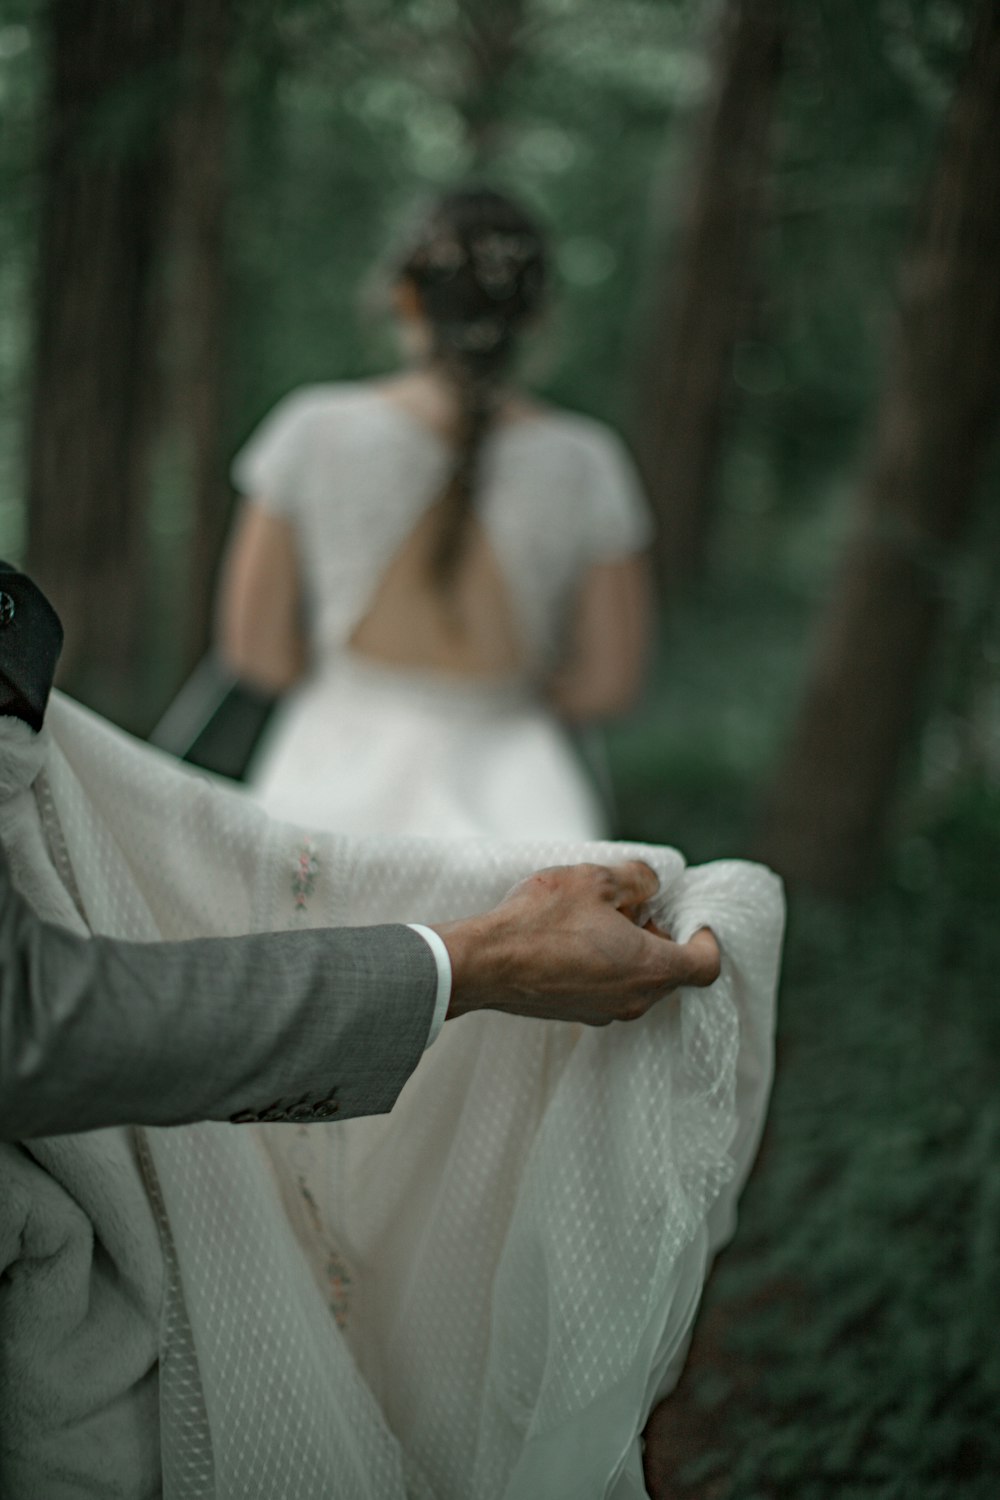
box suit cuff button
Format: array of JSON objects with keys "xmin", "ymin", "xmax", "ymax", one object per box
[{"xmin": 229, "ymin": 1109, "xmax": 261, "ymax": 1124}]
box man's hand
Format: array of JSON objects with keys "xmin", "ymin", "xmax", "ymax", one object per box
[{"xmin": 434, "ymin": 860, "xmax": 721, "ymax": 1027}]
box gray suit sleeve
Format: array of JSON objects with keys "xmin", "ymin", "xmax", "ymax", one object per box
[{"xmin": 0, "ymin": 855, "xmax": 438, "ymax": 1141}]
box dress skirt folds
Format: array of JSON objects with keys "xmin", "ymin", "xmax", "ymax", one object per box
[
  {"xmin": 249, "ymin": 650, "xmax": 607, "ymax": 840},
  {"xmin": 0, "ymin": 695, "xmax": 783, "ymax": 1499}
]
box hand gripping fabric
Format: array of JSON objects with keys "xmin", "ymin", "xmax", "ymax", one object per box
[{"xmin": 8, "ymin": 693, "xmax": 783, "ymax": 1500}]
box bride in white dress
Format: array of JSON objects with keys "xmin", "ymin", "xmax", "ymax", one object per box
[
  {"xmin": 219, "ymin": 188, "xmax": 654, "ymax": 840},
  {"xmin": 198, "ymin": 189, "xmax": 784, "ymax": 1498}
]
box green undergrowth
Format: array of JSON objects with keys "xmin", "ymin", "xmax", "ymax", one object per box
[
  {"xmin": 693, "ymin": 791, "xmax": 1000, "ymax": 1497},
  {"xmin": 625, "ymin": 769, "xmax": 999, "ymax": 1488},
  {"xmin": 606, "ymin": 595, "xmax": 999, "ymax": 1496}
]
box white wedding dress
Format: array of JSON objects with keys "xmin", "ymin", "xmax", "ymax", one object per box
[
  {"xmin": 221, "ymin": 385, "xmax": 780, "ymax": 1497},
  {"xmin": 0, "ymin": 694, "xmax": 782, "ymax": 1500},
  {"xmin": 232, "ymin": 383, "xmax": 656, "ymax": 838}
]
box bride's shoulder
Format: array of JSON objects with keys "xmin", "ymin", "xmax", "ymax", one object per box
[
  {"xmin": 247, "ymin": 383, "xmax": 387, "ymax": 462},
  {"xmin": 263, "ymin": 381, "xmax": 367, "ymax": 427},
  {"xmin": 232, "ymin": 383, "xmax": 368, "ymax": 497},
  {"xmin": 522, "ymin": 408, "xmax": 650, "ymax": 546},
  {"xmin": 525, "ymin": 405, "xmax": 634, "ymax": 469}
]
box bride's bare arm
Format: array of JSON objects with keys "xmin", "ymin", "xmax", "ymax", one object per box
[
  {"xmin": 435, "ymin": 860, "xmax": 721, "ymax": 1027},
  {"xmin": 548, "ymin": 555, "xmax": 653, "ymax": 723},
  {"xmin": 218, "ymin": 501, "xmax": 307, "ymax": 693}
]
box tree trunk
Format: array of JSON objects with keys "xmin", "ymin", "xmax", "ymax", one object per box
[
  {"xmin": 457, "ymin": 0, "xmax": 526, "ymax": 167},
  {"xmin": 757, "ymin": 0, "xmax": 1000, "ymax": 895},
  {"xmin": 162, "ymin": 0, "xmax": 233, "ymax": 678},
  {"xmin": 637, "ymin": 0, "xmax": 782, "ymax": 591},
  {"xmin": 26, "ymin": 0, "xmax": 186, "ymax": 729}
]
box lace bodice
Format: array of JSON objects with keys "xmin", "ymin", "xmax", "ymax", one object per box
[{"xmin": 231, "ymin": 384, "xmax": 653, "ymax": 673}]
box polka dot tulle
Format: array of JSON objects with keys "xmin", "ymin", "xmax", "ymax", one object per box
[{"xmin": 38, "ymin": 695, "xmax": 783, "ymax": 1498}]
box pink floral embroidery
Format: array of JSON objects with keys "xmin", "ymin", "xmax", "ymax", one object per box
[
  {"xmin": 291, "ymin": 841, "xmax": 320, "ymax": 913},
  {"xmin": 295, "ymin": 1170, "xmax": 353, "ymax": 1328}
]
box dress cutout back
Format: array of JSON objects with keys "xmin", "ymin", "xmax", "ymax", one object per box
[
  {"xmin": 348, "ymin": 491, "xmax": 527, "ymax": 678},
  {"xmin": 231, "ymin": 383, "xmax": 655, "ymax": 680}
]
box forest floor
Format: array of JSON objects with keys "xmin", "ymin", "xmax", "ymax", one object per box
[{"xmin": 607, "ymin": 586, "xmax": 1000, "ymax": 1499}]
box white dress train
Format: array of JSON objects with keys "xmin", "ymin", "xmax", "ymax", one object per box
[{"xmin": 0, "ymin": 695, "xmax": 782, "ymax": 1499}]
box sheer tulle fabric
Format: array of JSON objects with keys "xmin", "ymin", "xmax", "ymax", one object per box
[{"xmin": 1, "ymin": 695, "xmax": 782, "ymax": 1499}]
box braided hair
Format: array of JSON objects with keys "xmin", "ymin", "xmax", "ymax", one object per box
[{"xmin": 397, "ymin": 188, "xmax": 548, "ymax": 595}]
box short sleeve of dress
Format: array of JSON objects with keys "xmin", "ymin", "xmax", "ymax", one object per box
[
  {"xmin": 583, "ymin": 426, "xmax": 656, "ymax": 562},
  {"xmin": 230, "ymin": 388, "xmax": 324, "ymax": 518}
]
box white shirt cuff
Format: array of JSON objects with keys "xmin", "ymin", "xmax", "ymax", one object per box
[{"xmin": 406, "ymin": 924, "xmax": 452, "ymax": 1049}]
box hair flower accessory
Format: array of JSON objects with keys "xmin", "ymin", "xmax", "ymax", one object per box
[{"xmin": 471, "ymin": 230, "xmax": 540, "ymax": 301}]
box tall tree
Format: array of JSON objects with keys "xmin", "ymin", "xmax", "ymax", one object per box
[
  {"xmin": 162, "ymin": 0, "xmax": 233, "ymax": 676},
  {"xmin": 758, "ymin": 0, "xmax": 1000, "ymax": 894},
  {"xmin": 455, "ymin": 0, "xmax": 527, "ymax": 166},
  {"xmin": 637, "ymin": 0, "xmax": 783, "ymax": 590},
  {"xmin": 25, "ymin": 0, "xmax": 187, "ymax": 727}
]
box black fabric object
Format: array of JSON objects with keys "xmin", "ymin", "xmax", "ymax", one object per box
[
  {"xmin": 0, "ymin": 561, "xmax": 64, "ymax": 732},
  {"xmin": 148, "ymin": 655, "xmax": 276, "ymax": 781}
]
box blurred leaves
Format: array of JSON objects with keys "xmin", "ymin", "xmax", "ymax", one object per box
[
  {"xmin": 2, "ymin": 0, "xmax": 981, "ymax": 524},
  {"xmin": 641, "ymin": 740, "xmax": 999, "ymax": 1493}
]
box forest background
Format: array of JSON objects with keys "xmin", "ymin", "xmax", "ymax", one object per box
[{"xmin": 1, "ymin": 0, "xmax": 998, "ymax": 1495}]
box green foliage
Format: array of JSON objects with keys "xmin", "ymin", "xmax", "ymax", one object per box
[
  {"xmin": 675, "ymin": 787, "xmax": 1000, "ymax": 1496},
  {"xmin": 224, "ymin": 0, "xmax": 712, "ymax": 445},
  {"xmin": 624, "ymin": 591, "xmax": 999, "ymax": 1496},
  {"xmin": 721, "ymin": 0, "xmax": 977, "ymax": 596},
  {"xmin": 1, "ymin": 0, "xmax": 984, "ymax": 592},
  {"xmin": 0, "ymin": 0, "xmax": 42, "ymax": 559}
]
